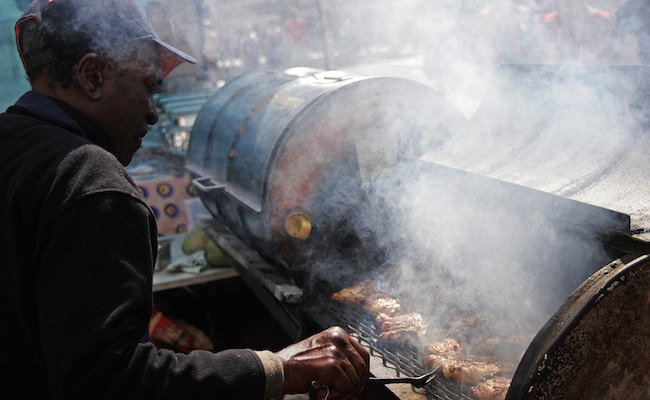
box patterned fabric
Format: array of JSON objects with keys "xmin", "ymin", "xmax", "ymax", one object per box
[{"xmin": 127, "ymin": 148, "xmax": 197, "ymax": 236}]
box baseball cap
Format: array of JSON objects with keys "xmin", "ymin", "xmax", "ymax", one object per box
[{"xmin": 15, "ymin": 0, "xmax": 197, "ymax": 78}]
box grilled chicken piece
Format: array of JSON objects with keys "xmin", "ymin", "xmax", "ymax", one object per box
[
  {"xmin": 425, "ymin": 338, "xmax": 464, "ymax": 374},
  {"xmin": 330, "ymin": 281, "xmax": 374, "ymax": 304},
  {"xmin": 440, "ymin": 359, "xmax": 500, "ymax": 385},
  {"xmin": 425, "ymin": 338, "xmax": 462, "ymax": 357},
  {"xmin": 377, "ymin": 312, "xmax": 427, "ymax": 342},
  {"xmin": 470, "ymin": 376, "xmax": 511, "ymax": 400},
  {"xmin": 425, "ymin": 337, "xmax": 500, "ymax": 385},
  {"xmin": 363, "ymin": 293, "xmax": 401, "ymax": 316},
  {"xmin": 425, "ymin": 353, "xmax": 454, "ymax": 371},
  {"xmin": 375, "ymin": 312, "xmax": 393, "ymax": 325}
]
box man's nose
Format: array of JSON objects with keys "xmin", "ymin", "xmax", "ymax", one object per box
[{"xmin": 146, "ymin": 103, "xmax": 159, "ymax": 125}]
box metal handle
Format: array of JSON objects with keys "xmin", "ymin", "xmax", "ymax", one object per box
[
  {"xmin": 368, "ymin": 368, "xmax": 438, "ymax": 388},
  {"xmin": 191, "ymin": 177, "xmax": 224, "ymax": 194}
]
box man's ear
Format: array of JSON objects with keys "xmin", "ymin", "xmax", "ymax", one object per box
[{"xmin": 75, "ymin": 53, "xmax": 110, "ymax": 100}]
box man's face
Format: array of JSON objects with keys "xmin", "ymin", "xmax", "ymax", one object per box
[{"xmin": 97, "ymin": 42, "xmax": 162, "ymax": 166}]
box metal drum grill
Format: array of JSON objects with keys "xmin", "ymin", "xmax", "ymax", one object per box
[
  {"xmin": 186, "ymin": 68, "xmax": 464, "ymax": 276},
  {"xmin": 189, "ymin": 66, "xmax": 650, "ymax": 399}
]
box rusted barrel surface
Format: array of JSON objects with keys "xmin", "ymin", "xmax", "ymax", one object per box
[{"xmin": 187, "ymin": 69, "xmax": 461, "ymax": 271}]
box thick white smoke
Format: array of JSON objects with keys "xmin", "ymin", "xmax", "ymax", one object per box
[
  {"xmin": 291, "ymin": 0, "xmax": 648, "ymax": 367},
  {"xmin": 152, "ymin": 0, "xmax": 648, "ymax": 371}
]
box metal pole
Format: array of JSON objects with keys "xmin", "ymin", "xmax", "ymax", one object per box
[{"xmin": 314, "ymin": 0, "xmax": 334, "ymax": 70}]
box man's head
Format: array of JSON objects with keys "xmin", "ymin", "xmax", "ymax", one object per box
[
  {"xmin": 16, "ymin": 0, "xmax": 195, "ymax": 82},
  {"xmin": 15, "ymin": 0, "xmax": 196, "ymax": 165}
]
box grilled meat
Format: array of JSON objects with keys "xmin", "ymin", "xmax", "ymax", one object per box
[
  {"xmin": 425, "ymin": 338, "xmax": 464, "ymax": 374},
  {"xmin": 470, "ymin": 376, "xmax": 511, "ymax": 400},
  {"xmin": 363, "ymin": 293, "xmax": 401, "ymax": 316},
  {"xmin": 440, "ymin": 359, "xmax": 501, "ymax": 385},
  {"xmin": 375, "ymin": 312, "xmax": 393, "ymax": 325},
  {"xmin": 377, "ymin": 312, "xmax": 427, "ymax": 342},
  {"xmin": 425, "ymin": 337, "xmax": 500, "ymax": 385},
  {"xmin": 330, "ymin": 281, "xmax": 374, "ymax": 304},
  {"xmin": 425, "ymin": 338, "xmax": 462, "ymax": 357},
  {"xmin": 425, "ymin": 353, "xmax": 454, "ymax": 371}
]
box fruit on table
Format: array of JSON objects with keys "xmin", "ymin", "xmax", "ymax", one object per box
[
  {"xmin": 182, "ymin": 227, "xmax": 210, "ymax": 254},
  {"xmin": 205, "ymin": 239, "xmax": 230, "ymax": 267}
]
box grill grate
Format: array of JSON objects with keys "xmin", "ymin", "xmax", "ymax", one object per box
[{"xmin": 316, "ymin": 302, "xmax": 476, "ymax": 400}]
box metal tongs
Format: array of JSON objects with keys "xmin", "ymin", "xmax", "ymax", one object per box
[{"xmin": 368, "ymin": 367, "xmax": 439, "ymax": 389}]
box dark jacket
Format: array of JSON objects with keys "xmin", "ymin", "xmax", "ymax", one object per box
[{"xmin": 0, "ymin": 91, "xmax": 269, "ymax": 400}]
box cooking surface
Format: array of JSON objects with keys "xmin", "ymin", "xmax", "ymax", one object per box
[{"xmin": 314, "ymin": 302, "xmax": 477, "ymax": 400}]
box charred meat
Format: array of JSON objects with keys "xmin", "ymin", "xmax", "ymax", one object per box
[
  {"xmin": 425, "ymin": 338, "xmax": 462, "ymax": 357},
  {"xmin": 470, "ymin": 376, "xmax": 511, "ymax": 400},
  {"xmin": 425, "ymin": 339, "xmax": 501, "ymax": 385},
  {"xmin": 424, "ymin": 338, "xmax": 464, "ymax": 375},
  {"xmin": 439, "ymin": 358, "xmax": 501, "ymax": 385},
  {"xmin": 377, "ymin": 312, "xmax": 427, "ymax": 342},
  {"xmin": 363, "ymin": 293, "xmax": 401, "ymax": 316},
  {"xmin": 330, "ymin": 281, "xmax": 374, "ymax": 304}
]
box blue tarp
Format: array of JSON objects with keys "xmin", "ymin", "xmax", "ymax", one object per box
[{"xmin": 0, "ymin": 1, "xmax": 29, "ymax": 111}]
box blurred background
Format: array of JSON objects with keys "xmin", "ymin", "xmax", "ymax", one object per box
[{"xmin": 2, "ymin": 0, "xmax": 647, "ymax": 110}]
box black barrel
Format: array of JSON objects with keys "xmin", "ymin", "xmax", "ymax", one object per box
[{"xmin": 186, "ymin": 69, "xmax": 462, "ymax": 272}]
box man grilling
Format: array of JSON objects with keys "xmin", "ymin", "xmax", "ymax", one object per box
[{"xmin": 0, "ymin": 1, "xmax": 369, "ymax": 399}]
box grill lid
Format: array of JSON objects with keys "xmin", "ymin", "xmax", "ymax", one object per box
[{"xmin": 506, "ymin": 254, "xmax": 650, "ymax": 400}]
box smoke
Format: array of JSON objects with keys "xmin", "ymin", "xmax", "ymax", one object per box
[
  {"xmin": 155, "ymin": 0, "xmax": 647, "ymax": 366},
  {"xmin": 357, "ymin": 159, "xmax": 616, "ymax": 329},
  {"xmin": 288, "ymin": 0, "xmax": 648, "ymax": 364}
]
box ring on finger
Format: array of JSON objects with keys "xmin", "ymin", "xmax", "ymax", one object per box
[
  {"xmin": 322, "ymin": 385, "xmax": 330, "ymax": 400},
  {"xmin": 310, "ymin": 380, "xmax": 330, "ymax": 400}
]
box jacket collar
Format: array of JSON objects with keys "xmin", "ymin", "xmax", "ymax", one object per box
[{"xmin": 13, "ymin": 91, "xmax": 113, "ymax": 151}]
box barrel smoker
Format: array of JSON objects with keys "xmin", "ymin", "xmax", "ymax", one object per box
[{"xmin": 185, "ymin": 66, "xmax": 650, "ymax": 400}]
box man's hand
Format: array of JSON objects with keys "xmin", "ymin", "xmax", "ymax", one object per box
[{"xmin": 276, "ymin": 326, "xmax": 370, "ymax": 399}]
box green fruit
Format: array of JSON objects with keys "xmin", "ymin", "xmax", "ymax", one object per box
[
  {"xmin": 205, "ymin": 240, "xmax": 230, "ymax": 267},
  {"xmin": 182, "ymin": 227, "xmax": 210, "ymax": 254}
]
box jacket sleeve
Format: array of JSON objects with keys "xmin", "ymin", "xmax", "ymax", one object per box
[{"xmin": 35, "ymin": 191, "xmax": 272, "ymax": 400}]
